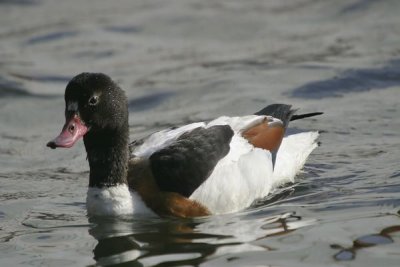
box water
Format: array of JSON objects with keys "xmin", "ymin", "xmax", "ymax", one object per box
[{"xmin": 1, "ymin": 0, "xmax": 399, "ymax": 266}]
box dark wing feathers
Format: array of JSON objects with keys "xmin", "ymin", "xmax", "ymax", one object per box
[{"xmin": 149, "ymin": 125, "xmax": 233, "ymax": 197}]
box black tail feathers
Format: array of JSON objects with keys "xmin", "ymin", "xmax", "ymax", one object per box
[
  {"xmin": 291, "ymin": 112, "xmax": 323, "ymax": 121},
  {"xmin": 255, "ymin": 104, "xmax": 322, "ymax": 127}
]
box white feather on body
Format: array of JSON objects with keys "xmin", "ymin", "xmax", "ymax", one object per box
[
  {"xmin": 189, "ymin": 134, "xmax": 273, "ymax": 214},
  {"xmin": 272, "ymin": 131, "xmax": 319, "ymax": 186},
  {"xmin": 191, "ymin": 131, "xmax": 319, "ymax": 214},
  {"xmin": 127, "ymin": 115, "xmax": 319, "ymax": 215},
  {"xmin": 132, "ymin": 122, "xmax": 205, "ymax": 158}
]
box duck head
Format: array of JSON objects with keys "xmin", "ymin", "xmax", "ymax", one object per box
[{"xmin": 47, "ymin": 72, "xmax": 128, "ymax": 149}]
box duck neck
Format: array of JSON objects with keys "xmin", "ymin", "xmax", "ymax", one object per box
[{"xmin": 84, "ymin": 126, "xmax": 129, "ymax": 188}]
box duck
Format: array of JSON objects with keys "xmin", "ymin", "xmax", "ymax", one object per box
[{"xmin": 47, "ymin": 72, "xmax": 322, "ymax": 218}]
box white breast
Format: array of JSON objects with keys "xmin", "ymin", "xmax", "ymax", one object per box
[{"xmin": 86, "ymin": 184, "xmax": 155, "ymax": 216}]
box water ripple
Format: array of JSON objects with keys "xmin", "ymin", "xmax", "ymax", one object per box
[
  {"xmin": 128, "ymin": 91, "xmax": 176, "ymax": 112},
  {"xmin": 24, "ymin": 30, "xmax": 78, "ymax": 45},
  {"xmin": 291, "ymin": 59, "xmax": 400, "ymax": 99},
  {"xmin": 333, "ymin": 224, "xmax": 400, "ymax": 261}
]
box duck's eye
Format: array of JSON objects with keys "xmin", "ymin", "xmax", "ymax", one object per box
[{"xmin": 88, "ymin": 95, "xmax": 99, "ymax": 106}]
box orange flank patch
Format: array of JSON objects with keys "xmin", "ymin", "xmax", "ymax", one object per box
[
  {"xmin": 128, "ymin": 158, "xmax": 211, "ymax": 218},
  {"xmin": 242, "ymin": 119, "xmax": 285, "ymax": 152}
]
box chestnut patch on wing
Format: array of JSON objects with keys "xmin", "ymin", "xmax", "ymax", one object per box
[{"xmin": 243, "ymin": 119, "xmax": 285, "ymax": 152}]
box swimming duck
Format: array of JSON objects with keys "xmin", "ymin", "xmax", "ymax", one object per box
[{"xmin": 47, "ymin": 73, "xmax": 322, "ymax": 218}]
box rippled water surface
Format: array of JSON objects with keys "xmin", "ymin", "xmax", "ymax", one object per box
[{"xmin": 1, "ymin": 1, "xmax": 400, "ymax": 266}]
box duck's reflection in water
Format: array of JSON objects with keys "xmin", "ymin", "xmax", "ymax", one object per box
[{"xmin": 88, "ymin": 212, "xmax": 316, "ymax": 266}]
